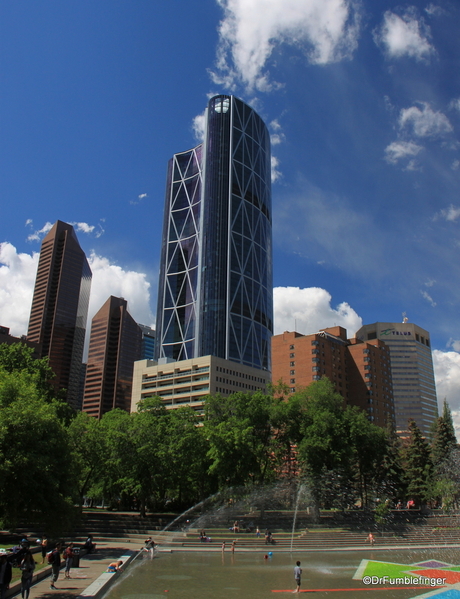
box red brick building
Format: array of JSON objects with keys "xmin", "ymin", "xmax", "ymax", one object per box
[{"xmin": 271, "ymin": 327, "xmax": 395, "ymax": 428}]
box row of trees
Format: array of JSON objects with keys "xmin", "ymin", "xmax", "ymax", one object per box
[{"xmin": 0, "ymin": 343, "xmax": 458, "ymax": 534}]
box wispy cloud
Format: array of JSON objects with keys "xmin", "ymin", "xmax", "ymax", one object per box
[
  {"xmin": 192, "ymin": 111, "xmax": 206, "ymax": 142},
  {"xmin": 425, "ymin": 4, "xmax": 447, "ymax": 17},
  {"xmin": 449, "ymin": 98, "xmax": 460, "ymax": 112},
  {"xmin": 130, "ymin": 193, "xmax": 148, "ymax": 206},
  {"xmin": 384, "ymin": 140, "xmax": 423, "ymax": 165},
  {"xmin": 273, "ymin": 180, "xmax": 388, "ymax": 277},
  {"xmin": 26, "ymin": 220, "xmax": 105, "ymax": 242},
  {"xmin": 399, "ymin": 103, "xmax": 452, "ymax": 138},
  {"xmin": 271, "ymin": 156, "xmax": 281, "ymax": 183},
  {"xmin": 210, "ymin": 0, "xmax": 361, "ymax": 92},
  {"xmin": 374, "ymin": 7, "xmax": 435, "ymax": 61},
  {"xmin": 421, "ymin": 289, "xmax": 437, "ymax": 307},
  {"xmin": 434, "ymin": 204, "xmax": 460, "ymax": 222},
  {"xmin": 26, "ymin": 221, "xmax": 53, "ymax": 242}
]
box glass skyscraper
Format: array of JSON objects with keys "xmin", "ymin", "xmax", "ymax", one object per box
[
  {"xmin": 27, "ymin": 220, "xmax": 92, "ymax": 409},
  {"xmin": 155, "ymin": 95, "xmax": 273, "ymax": 371},
  {"xmin": 82, "ymin": 296, "xmax": 142, "ymax": 418}
]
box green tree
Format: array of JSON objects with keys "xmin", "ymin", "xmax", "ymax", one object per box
[
  {"xmin": 403, "ymin": 420, "xmax": 433, "ymax": 506},
  {"xmin": 431, "ymin": 400, "xmax": 457, "ymax": 467},
  {"xmin": 165, "ymin": 406, "xmax": 214, "ymax": 507},
  {"xmin": 0, "ymin": 368, "xmax": 77, "ymax": 533},
  {"xmin": 204, "ymin": 391, "xmax": 279, "ymax": 488},
  {"xmin": 0, "ymin": 342, "xmax": 55, "ymax": 400},
  {"xmin": 295, "ymin": 379, "xmax": 355, "ymax": 508},
  {"xmin": 67, "ymin": 411, "xmax": 107, "ymax": 505}
]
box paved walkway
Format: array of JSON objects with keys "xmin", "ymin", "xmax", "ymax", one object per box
[{"xmin": 7, "ymin": 542, "xmax": 138, "ymax": 599}]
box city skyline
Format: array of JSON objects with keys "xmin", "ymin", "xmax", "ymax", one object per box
[{"xmin": 1, "ymin": 2, "xmax": 460, "ymax": 429}]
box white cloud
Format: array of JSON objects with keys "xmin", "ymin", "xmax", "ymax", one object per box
[
  {"xmin": 26, "ymin": 220, "xmax": 105, "ymax": 242},
  {"xmin": 433, "ymin": 204, "xmax": 460, "ymax": 222},
  {"xmin": 27, "ymin": 221, "xmax": 53, "ymax": 242},
  {"xmin": 87, "ymin": 252, "xmax": 154, "ymax": 332},
  {"xmin": 0, "ymin": 243, "xmax": 39, "ymax": 336},
  {"xmin": 271, "ymin": 155, "xmax": 281, "ymax": 183},
  {"xmin": 384, "ymin": 140, "xmax": 423, "ymax": 164},
  {"xmin": 211, "ymin": 0, "xmax": 361, "ymax": 91},
  {"xmin": 374, "ymin": 8, "xmax": 435, "ymax": 61},
  {"xmin": 399, "ymin": 103, "xmax": 453, "ymax": 138},
  {"xmin": 433, "ymin": 349, "xmax": 460, "ymax": 435},
  {"xmin": 192, "ymin": 111, "xmax": 206, "ymax": 142},
  {"xmin": 273, "ymin": 286, "xmax": 362, "ymax": 337},
  {"xmin": 0, "ymin": 244, "xmax": 155, "ymax": 351},
  {"xmin": 71, "ymin": 222, "xmax": 95, "ymax": 235},
  {"xmin": 450, "ymin": 98, "xmax": 460, "ymax": 112},
  {"xmin": 452, "ymin": 160, "xmax": 460, "ymax": 171}
]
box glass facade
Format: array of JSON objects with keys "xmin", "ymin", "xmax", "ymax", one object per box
[
  {"xmin": 82, "ymin": 296, "xmax": 142, "ymax": 418},
  {"xmin": 155, "ymin": 95, "xmax": 273, "ymax": 371},
  {"xmin": 27, "ymin": 221, "xmax": 92, "ymax": 410}
]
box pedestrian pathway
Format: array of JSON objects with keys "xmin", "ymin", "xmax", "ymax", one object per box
[{"xmin": 7, "ymin": 542, "xmax": 137, "ymax": 599}]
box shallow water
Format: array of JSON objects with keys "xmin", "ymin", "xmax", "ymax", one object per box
[{"xmin": 105, "ymin": 548, "xmax": 460, "ymax": 599}]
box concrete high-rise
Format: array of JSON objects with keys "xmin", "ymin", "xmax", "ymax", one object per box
[
  {"xmin": 82, "ymin": 296, "xmax": 142, "ymax": 418},
  {"xmin": 355, "ymin": 321, "xmax": 438, "ymax": 436},
  {"xmin": 155, "ymin": 95, "xmax": 273, "ymax": 372},
  {"xmin": 27, "ymin": 220, "xmax": 92, "ymax": 409}
]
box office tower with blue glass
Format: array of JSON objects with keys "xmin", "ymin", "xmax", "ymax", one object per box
[{"xmin": 155, "ymin": 95, "xmax": 273, "ymax": 371}]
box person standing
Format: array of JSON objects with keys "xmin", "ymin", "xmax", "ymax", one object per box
[
  {"xmin": 293, "ymin": 560, "xmax": 302, "ymax": 593},
  {"xmin": 63, "ymin": 543, "xmax": 75, "ymax": 579},
  {"xmin": 20, "ymin": 552, "xmax": 35, "ymax": 599},
  {"xmin": 41, "ymin": 537, "xmax": 48, "ymax": 564},
  {"xmin": 49, "ymin": 543, "xmax": 62, "ymax": 589},
  {"xmin": 0, "ymin": 551, "xmax": 12, "ymax": 599}
]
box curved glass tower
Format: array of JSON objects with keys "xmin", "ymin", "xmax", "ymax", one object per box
[{"xmin": 155, "ymin": 95, "xmax": 273, "ymax": 371}]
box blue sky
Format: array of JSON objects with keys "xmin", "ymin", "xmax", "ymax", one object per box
[{"xmin": 1, "ymin": 0, "xmax": 460, "ymax": 426}]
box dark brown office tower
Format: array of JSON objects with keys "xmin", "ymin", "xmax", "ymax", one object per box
[
  {"xmin": 82, "ymin": 296, "xmax": 142, "ymax": 418},
  {"xmin": 27, "ymin": 221, "xmax": 92, "ymax": 409}
]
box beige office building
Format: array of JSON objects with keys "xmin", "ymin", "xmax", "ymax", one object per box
[
  {"xmin": 355, "ymin": 322, "xmax": 438, "ymax": 436},
  {"xmin": 131, "ymin": 355, "xmax": 270, "ymax": 413}
]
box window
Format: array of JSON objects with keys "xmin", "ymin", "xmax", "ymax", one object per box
[
  {"xmin": 290, "ymin": 361, "xmax": 295, "ymax": 367},
  {"xmin": 290, "ymin": 379, "xmax": 295, "ymax": 384},
  {"xmin": 289, "ymin": 353, "xmax": 295, "ymax": 358},
  {"xmin": 290, "ymin": 370, "xmax": 295, "ymax": 375},
  {"xmin": 289, "ymin": 344, "xmax": 295, "ymax": 350}
]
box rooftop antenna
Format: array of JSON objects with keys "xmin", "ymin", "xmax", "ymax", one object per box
[{"xmin": 402, "ymin": 312, "xmax": 408, "ymax": 323}]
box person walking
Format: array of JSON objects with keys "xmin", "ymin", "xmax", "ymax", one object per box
[
  {"xmin": 49, "ymin": 543, "xmax": 62, "ymax": 589},
  {"xmin": 293, "ymin": 560, "xmax": 302, "ymax": 593},
  {"xmin": 20, "ymin": 552, "xmax": 35, "ymax": 599}
]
